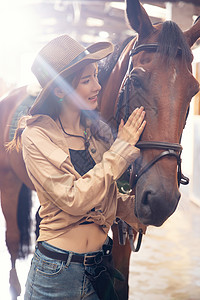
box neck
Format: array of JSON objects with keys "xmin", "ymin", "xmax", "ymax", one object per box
[
  {"xmin": 58, "ymin": 114, "xmax": 89, "ymax": 149},
  {"xmin": 59, "ymin": 104, "xmax": 82, "ymax": 132}
]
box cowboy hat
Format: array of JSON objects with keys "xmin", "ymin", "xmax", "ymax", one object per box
[{"xmin": 30, "ymin": 34, "xmax": 114, "ymax": 115}]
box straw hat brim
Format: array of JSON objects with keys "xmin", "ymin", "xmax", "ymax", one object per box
[{"xmin": 30, "ymin": 41, "xmax": 114, "ymax": 115}]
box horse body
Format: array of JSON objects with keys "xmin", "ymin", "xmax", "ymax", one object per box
[
  {"xmin": 0, "ymin": 87, "xmax": 26, "ymax": 297},
  {"xmin": 1, "ymin": 0, "xmax": 200, "ymax": 299}
]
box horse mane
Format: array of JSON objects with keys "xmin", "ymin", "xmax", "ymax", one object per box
[
  {"xmin": 98, "ymin": 35, "xmax": 134, "ymax": 86},
  {"xmin": 157, "ymin": 20, "xmax": 193, "ymax": 62}
]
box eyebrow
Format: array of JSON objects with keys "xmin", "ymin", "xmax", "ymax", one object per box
[
  {"xmin": 80, "ymin": 74, "xmax": 91, "ymax": 80},
  {"xmin": 80, "ymin": 70, "xmax": 98, "ymax": 80}
]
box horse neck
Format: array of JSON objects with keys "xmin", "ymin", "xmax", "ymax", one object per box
[
  {"xmin": 99, "ymin": 38, "xmax": 136, "ymax": 125},
  {"xmin": 0, "ymin": 86, "xmax": 28, "ymax": 144}
]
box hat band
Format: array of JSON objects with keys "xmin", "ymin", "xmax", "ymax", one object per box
[{"xmin": 61, "ymin": 49, "xmax": 90, "ymax": 72}]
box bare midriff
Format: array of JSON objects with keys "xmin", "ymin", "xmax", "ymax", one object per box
[{"xmin": 47, "ymin": 223, "xmax": 107, "ymax": 253}]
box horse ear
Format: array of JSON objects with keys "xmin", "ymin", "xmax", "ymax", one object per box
[
  {"xmin": 184, "ymin": 16, "xmax": 200, "ymax": 47},
  {"xmin": 125, "ymin": 0, "xmax": 154, "ymax": 38}
]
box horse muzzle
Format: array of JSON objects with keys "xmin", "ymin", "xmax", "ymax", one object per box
[
  {"xmin": 130, "ymin": 141, "xmax": 188, "ymax": 226},
  {"xmin": 135, "ymin": 181, "xmax": 181, "ymax": 226}
]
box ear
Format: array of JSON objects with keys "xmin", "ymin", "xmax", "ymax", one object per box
[
  {"xmin": 54, "ymin": 87, "xmax": 65, "ymax": 99},
  {"xmin": 184, "ymin": 16, "xmax": 200, "ymax": 47},
  {"xmin": 125, "ymin": 0, "xmax": 154, "ymax": 38}
]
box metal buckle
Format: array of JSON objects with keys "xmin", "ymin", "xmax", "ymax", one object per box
[
  {"xmin": 83, "ymin": 254, "xmax": 95, "ymax": 266},
  {"xmin": 83, "ymin": 252, "xmax": 103, "ymax": 266}
]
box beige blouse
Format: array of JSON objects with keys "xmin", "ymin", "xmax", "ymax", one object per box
[{"xmin": 21, "ymin": 114, "xmax": 146, "ymax": 242}]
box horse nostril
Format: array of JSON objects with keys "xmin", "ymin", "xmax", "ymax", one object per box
[
  {"xmin": 136, "ymin": 186, "xmax": 181, "ymax": 226},
  {"xmin": 141, "ymin": 190, "xmax": 152, "ymax": 206}
]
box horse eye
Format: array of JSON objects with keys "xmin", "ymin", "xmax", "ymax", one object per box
[{"xmin": 132, "ymin": 77, "xmax": 141, "ymax": 88}]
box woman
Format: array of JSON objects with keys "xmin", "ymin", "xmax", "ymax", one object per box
[{"xmin": 15, "ymin": 35, "xmax": 146, "ymax": 299}]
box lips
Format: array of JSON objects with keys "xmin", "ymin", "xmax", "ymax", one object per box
[{"xmin": 89, "ymin": 95, "xmax": 98, "ymax": 101}]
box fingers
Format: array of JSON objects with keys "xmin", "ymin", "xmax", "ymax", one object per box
[
  {"xmin": 117, "ymin": 106, "xmax": 146, "ymax": 146},
  {"xmin": 137, "ymin": 119, "xmax": 146, "ymax": 135},
  {"xmin": 118, "ymin": 119, "xmax": 124, "ymax": 132},
  {"xmin": 126, "ymin": 106, "xmax": 145, "ymax": 129},
  {"xmin": 125, "ymin": 107, "xmax": 140, "ymax": 126},
  {"xmin": 134, "ymin": 109, "xmax": 145, "ymax": 130}
]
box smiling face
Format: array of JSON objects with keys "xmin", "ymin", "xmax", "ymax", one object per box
[
  {"xmin": 53, "ymin": 62, "xmax": 101, "ymax": 123},
  {"xmin": 75, "ymin": 63, "xmax": 101, "ymax": 111},
  {"xmin": 60, "ymin": 62, "xmax": 101, "ymax": 112}
]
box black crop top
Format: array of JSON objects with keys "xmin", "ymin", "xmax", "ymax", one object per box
[
  {"xmin": 69, "ymin": 148, "xmax": 96, "ymax": 176},
  {"xmin": 69, "ymin": 148, "xmax": 96, "ymax": 225}
]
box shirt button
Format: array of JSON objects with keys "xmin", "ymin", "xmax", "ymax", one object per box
[{"xmin": 91, "ymin": 148, "xmax": 96, "ymax": 153}]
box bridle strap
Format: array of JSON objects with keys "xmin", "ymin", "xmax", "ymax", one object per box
[
  {"xmin": 132, "ymin": 149, "xmax": 180, "ymax": 186},
  {"xmin": 136, "ymin": 141, "xmax": 182, "ymax": 152},
  {"xmin": 130, "ymin": 43, "xmax": 182, "ymax": 57},
  {"xmin": 130, "ymin": 43, "xmax": 159, "ymax": 56},
  {"xmin": 130, "ymin": 141, "xmax": 189, "ymax": 187}
]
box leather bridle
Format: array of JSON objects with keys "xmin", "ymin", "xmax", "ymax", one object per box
[
  {"xmin": 128, "ymin": 43, "xmax": 189, "ymax": 188},
  {"xmin": 130, "ymin": 141, "xmax": 189, "ymax": 188},
  {"xmin": 130, "ymin": 43, "xmax": 183, "ymax": 57}
]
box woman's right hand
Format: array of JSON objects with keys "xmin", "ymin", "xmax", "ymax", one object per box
[{"xmin": 117, "ymin": 106, "xmax": 146, "ymax": 146}]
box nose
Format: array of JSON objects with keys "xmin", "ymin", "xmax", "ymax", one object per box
[
  {"xmin": 136, "ymin": 187, "xmax": 181, "ymax": 226},
  {"xmin": 93, "ymin": 78, "xmax": 101, "ymax": 92}
]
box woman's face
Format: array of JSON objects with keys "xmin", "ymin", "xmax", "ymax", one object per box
[{"xmin": 73, "ymin": 63, "xmax": 101, "ymax": 111}]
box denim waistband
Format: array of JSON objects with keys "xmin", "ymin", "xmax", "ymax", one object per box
[{"xmin": 37, "ymin": 236, "xmax": 112, "ymax": 266}]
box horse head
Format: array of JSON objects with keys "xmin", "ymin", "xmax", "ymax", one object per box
[{"xmin": 120, "ymin": 0, "xmax": 200, "ymax": 226}]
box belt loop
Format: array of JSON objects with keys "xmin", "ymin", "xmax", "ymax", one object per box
[{"xmin": 65, "ymin": 252, "xmax": 73, "ymax": 267}]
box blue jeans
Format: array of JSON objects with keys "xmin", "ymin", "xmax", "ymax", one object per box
[{"xmin": 24, "ymin": 242, "xmax": 102, "ymax": 300}]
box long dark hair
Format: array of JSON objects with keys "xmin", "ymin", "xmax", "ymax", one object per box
[
  {"xmin": 30, "ymin": 72, "xmax": 78, "ymax": 120},
  {"xmin": 7, "ymin": 67, "xmax": 109, "ymax": 151}
]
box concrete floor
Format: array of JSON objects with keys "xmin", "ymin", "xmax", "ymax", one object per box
[
  {"xmin": 0, "ymin": 187, "xmax": 200, "ymax": 299},
  {"xmin": 129, "ymin": 186, "xmax": 200, "ymax": 300}
]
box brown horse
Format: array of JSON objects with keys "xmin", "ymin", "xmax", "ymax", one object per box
[
  {"xmin": 0, "ymin": 86, "xmax": 37, "ymax": 299},
  {"xmin": 99, "ymin": 0, "xmax": 200, "ymax": 298},
  {"xmin": 1, "ymin": 0, "xmax": 200, "ymax": 299}
]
